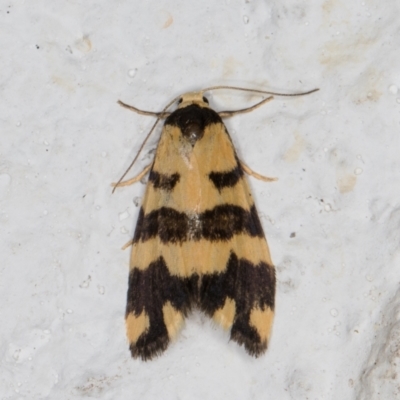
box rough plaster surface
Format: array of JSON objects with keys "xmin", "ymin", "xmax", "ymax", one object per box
[{"xmin": 1, "ymin": 1, "xmax": 400, "ymax": 399}]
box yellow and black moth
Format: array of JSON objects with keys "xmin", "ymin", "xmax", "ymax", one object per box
[{"xmin": 113, "ymin": 86, "xmax": 318, "ymax": 360}]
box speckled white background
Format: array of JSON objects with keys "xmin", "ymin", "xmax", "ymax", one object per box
[{"xmin": 1, "ymin": 1, "xmax": 400, "ymax": 399}]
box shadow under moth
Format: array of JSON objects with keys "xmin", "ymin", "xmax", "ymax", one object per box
[{"xmin": 113, "ymin": 86, "xmax": 318, "ymax": 360}]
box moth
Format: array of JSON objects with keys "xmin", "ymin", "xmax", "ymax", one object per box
[{"xmin": 113, "ymin": 86, "xmax": 318, "ymax": 360}]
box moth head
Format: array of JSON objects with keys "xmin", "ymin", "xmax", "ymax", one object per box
[{"xmin": 177, "ymin": 92, "xmax": 210, "ymax": 109}]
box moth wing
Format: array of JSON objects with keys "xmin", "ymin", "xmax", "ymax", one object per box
[
  {"xmin": 198, "ymin": 180, "xmax": 276, "ymax": 356},
  {"xmin": 189, "ymin": 120, "xmax": 276, "ymax": 355},
  {"xmin": 124, "ymin": 123, "xmax": 199, "ymax": 360}
]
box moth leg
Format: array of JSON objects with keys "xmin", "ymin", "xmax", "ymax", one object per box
[
  {"xmin": 121, "ymin": 239, "xmax": 133, "ymax": 250},
  {"xmin": 240, "ymin": 161, "xmax": 277, "ymax": 182},
  {"xmin": 111, "ymin": 163, "xmax": 152, "ymax": 188}
]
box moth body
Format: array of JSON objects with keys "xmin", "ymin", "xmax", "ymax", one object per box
[{"xmin": 120, "ymin": 92, "xmax": 276, "ymax": 360}]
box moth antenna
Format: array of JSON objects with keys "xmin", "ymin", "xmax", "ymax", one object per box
[
  {"xmin": 118, "ymin": 100, "xmax": 171, "ymax": 118},
  {"xmin": 218, "ymin": 96, "xmax": 274, "ymax": 118},
  {"xmin": 203, "ymin": 85, "xmax": 319, "ymax": 97},
  {"xmin": 112, "ymin": 95, "xmax": 181, "ymax": 194}
]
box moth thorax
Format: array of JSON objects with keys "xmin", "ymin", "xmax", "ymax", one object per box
[{"xmin": 181, "ymin": 121, "xmax": 204, "ymax": 146}]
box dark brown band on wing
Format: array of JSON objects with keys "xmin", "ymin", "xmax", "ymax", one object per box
[
  {"xmin": 133, "ymin": 204, "xmax": 265, "ymax": 244},
  {"xmin": 208, "ymin": 163, "xmax": 244, "ymax": 190},
  {"xmin": 149, "ymin": 170, "xmax": 180, "ymax": 191}
]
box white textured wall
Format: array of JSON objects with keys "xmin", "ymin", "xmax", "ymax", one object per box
[{"xmin": 1, "ymin": 1, "xmax": 400, "ymax": 399}]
